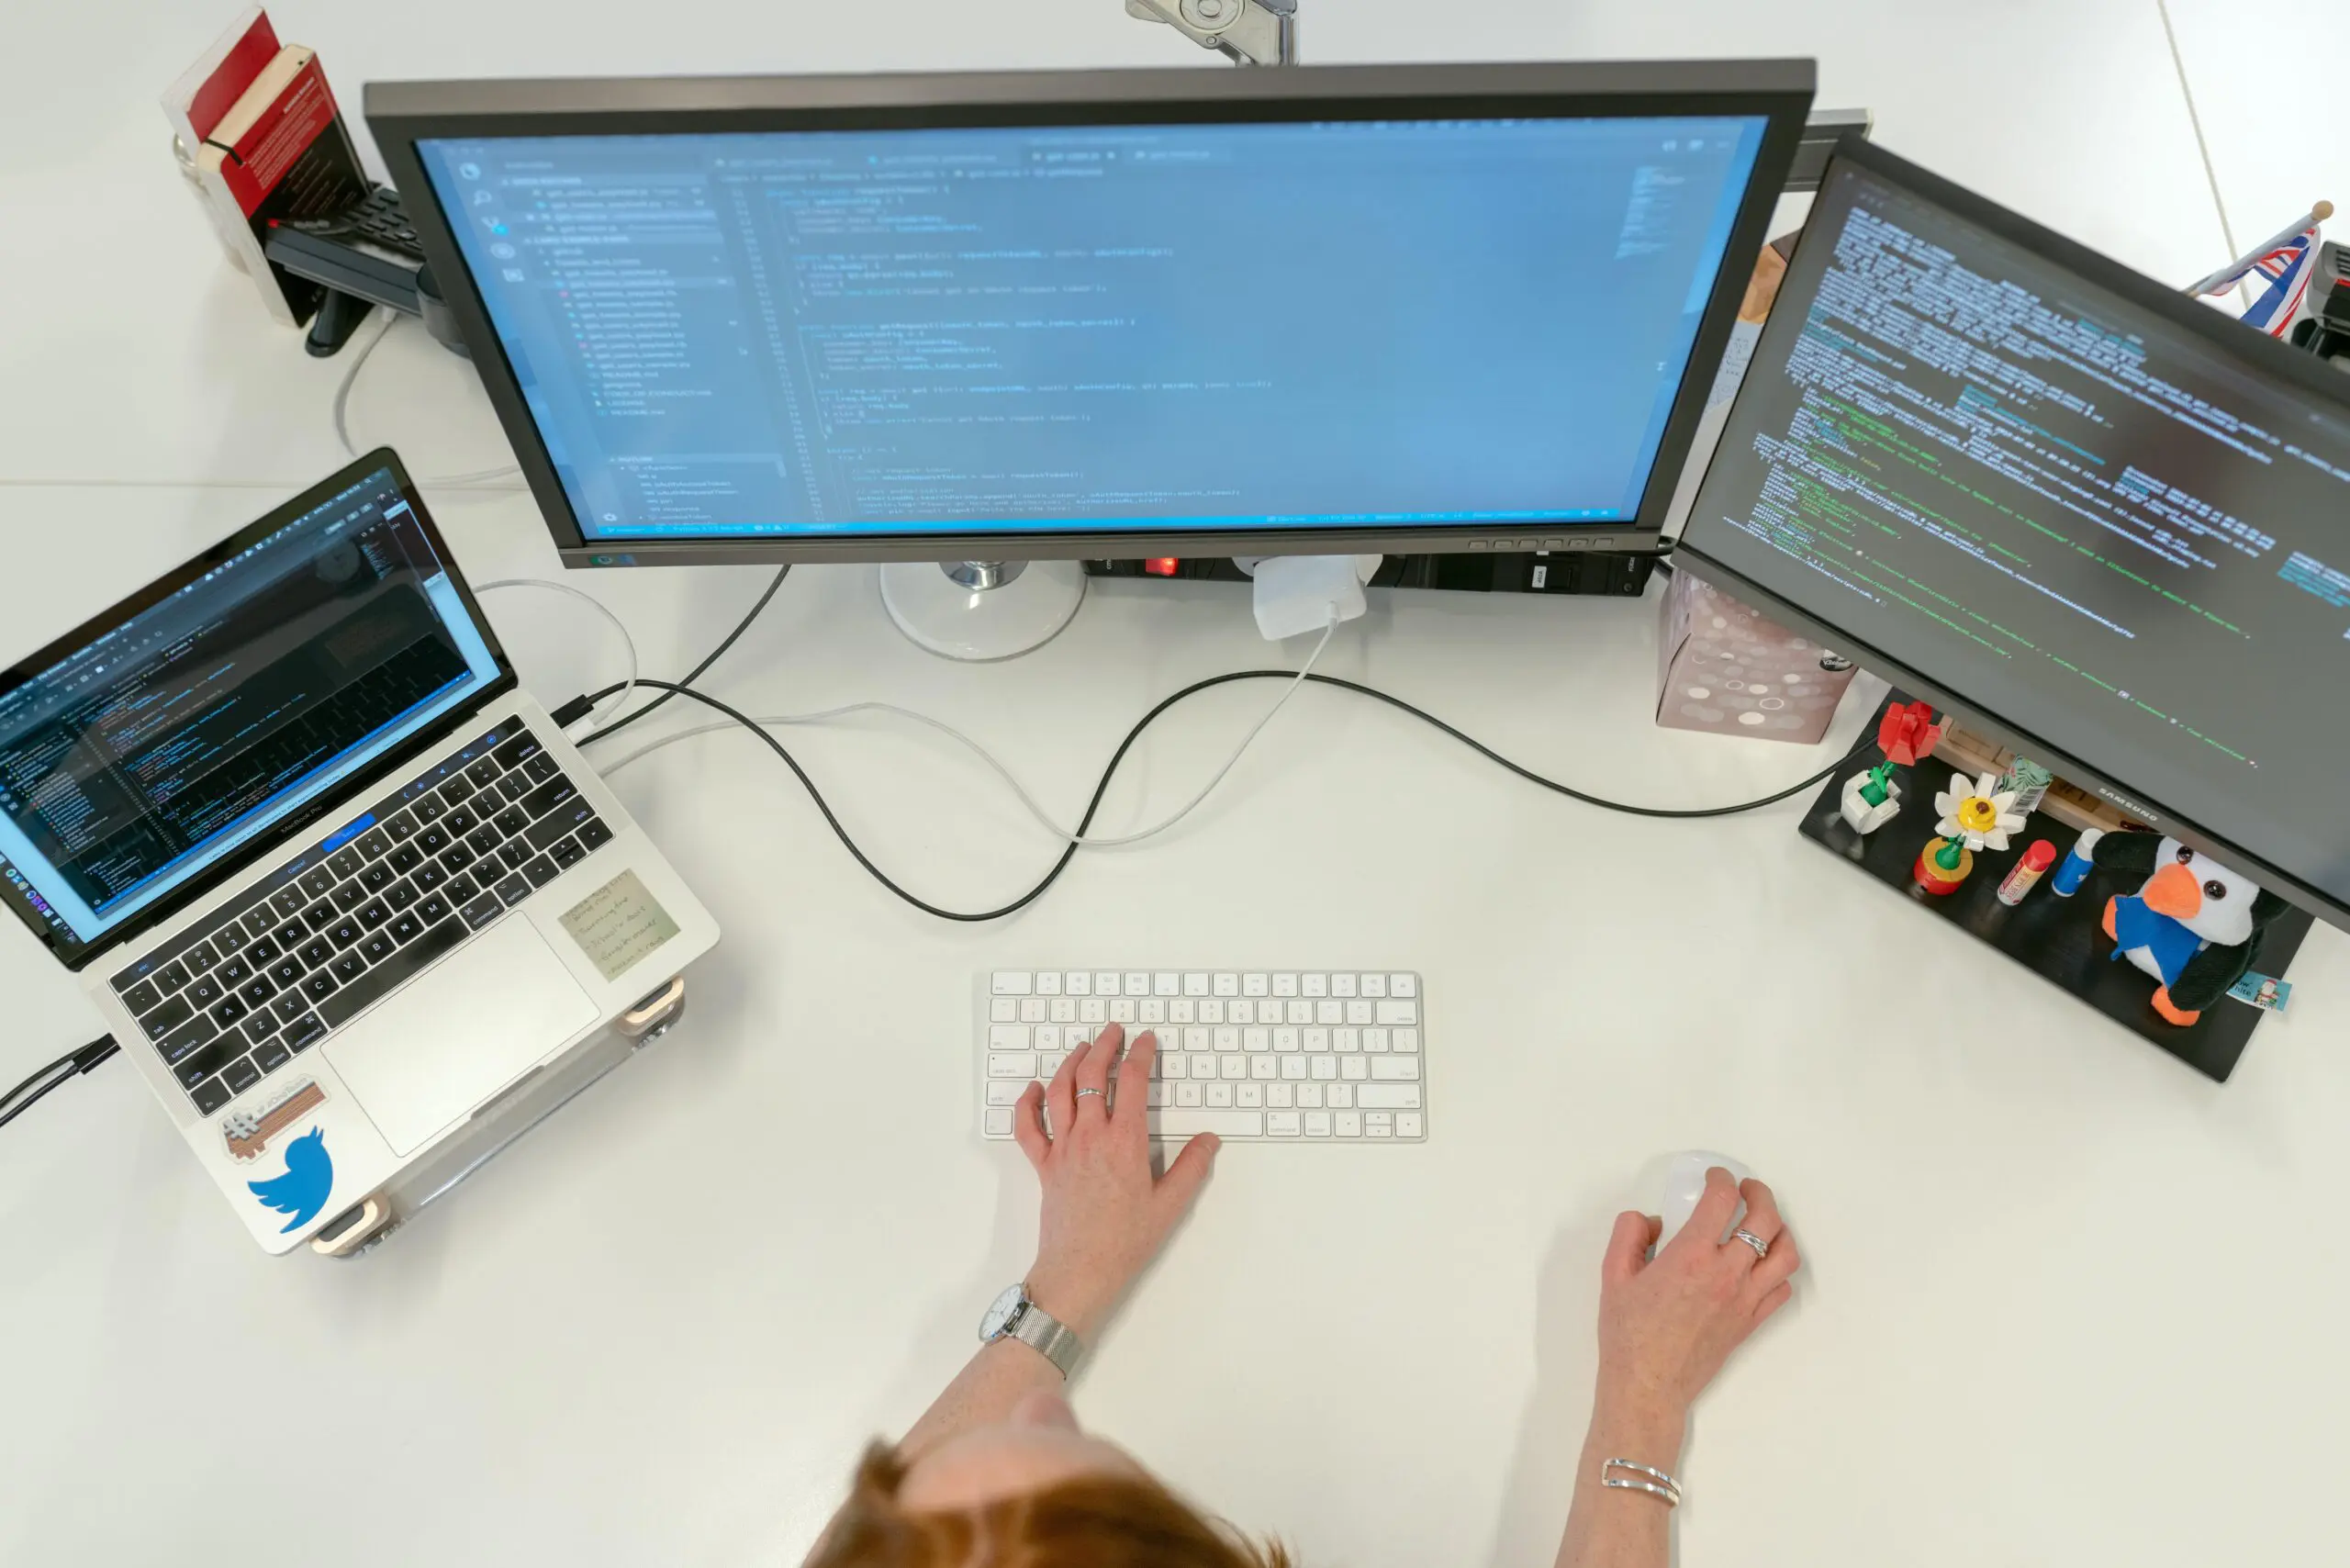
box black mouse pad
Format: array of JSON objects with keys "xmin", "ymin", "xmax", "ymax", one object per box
[{"xmin": 1793, "ymin": 753, "xmax": 2311, "ymax": 1082}]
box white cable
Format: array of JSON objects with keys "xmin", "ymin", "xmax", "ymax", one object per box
[
  {"xmin": 332, "ymin": 310, "xmax": 525, "ymax": 489},
  {"xmin": 474, "ymin": 578, "xmax": 638, "ymax": 733},
  {"xmin": 594, "ymin": 616, "xmax": 1341, "ymax": 848}
]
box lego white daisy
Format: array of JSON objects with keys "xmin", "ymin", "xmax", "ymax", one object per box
[{"xmin": 1934, "ymin": 770, "xmax": 2026, "ymax": 851}]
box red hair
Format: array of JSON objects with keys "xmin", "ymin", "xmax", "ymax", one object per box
[{"xmin": 805, "ymin": 1443, "xmax": 1292, "ymax": 1568}]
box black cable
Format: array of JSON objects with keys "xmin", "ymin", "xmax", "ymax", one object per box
[
  {"xmin": 582, "ymin": 672, "xmax": 1878, "ymax": 923},
  {"xmin": 583, "ymin": 565, "xmax": 790, "ymax": 745},
  {"xmin": 0, "ymin": 1036, "xmax": 118, "ymax": 1132}
]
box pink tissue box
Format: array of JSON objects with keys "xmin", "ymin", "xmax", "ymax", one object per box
[{"xmin": 1655, "ymin": 570, "xmax": 1858, "ymax": 744}]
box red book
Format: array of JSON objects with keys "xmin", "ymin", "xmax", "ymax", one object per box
[{"xmin": 191, "ymin": 43, "xmax": 369, "ymax": 324}]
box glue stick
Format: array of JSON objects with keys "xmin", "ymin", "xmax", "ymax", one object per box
[
  {"xmin": 2050, "ymin": 828, "xmax": 2104, "ymax": 898},
  {"xmin": 1997, "ymin": 840, "xmax": 2056, "ymax": 905}
]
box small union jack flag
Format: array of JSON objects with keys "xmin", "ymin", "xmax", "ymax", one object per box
[{"xmin": 2238, "ymin": 225, "xmax": 2320, "ymax": 337}]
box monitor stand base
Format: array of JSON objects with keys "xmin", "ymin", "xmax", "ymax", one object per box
[{"xmin": 879, "ymin": 560, "xmax": 1087, "ymax": 661}]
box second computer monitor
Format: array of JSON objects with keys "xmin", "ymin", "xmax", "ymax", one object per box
[
  {"xmin": 367, "ymin": 62, "xmax": 1814, "ymax": 566},
  {"xmin": 1675, "ymin": 139, "xmax": 2350, "ymax": 927}
]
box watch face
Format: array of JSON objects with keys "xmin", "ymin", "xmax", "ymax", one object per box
[{"xmin": 979, "ymin": 1284, "xmax": 1027, "ymax": 1341}]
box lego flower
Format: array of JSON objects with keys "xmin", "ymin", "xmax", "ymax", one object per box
[{"xmin": 1933, "ymin": 770, "xmax": 2026, "ymax": 851}]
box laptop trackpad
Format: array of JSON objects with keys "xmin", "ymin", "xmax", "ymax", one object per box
[{"xmin": 325, "ymin": 917, "xmax": 599, "ymax": 1157}]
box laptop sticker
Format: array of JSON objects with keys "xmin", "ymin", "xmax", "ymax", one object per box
[
  {"xmin": 560, "ymin": 869, "xmax": 680, "ymax": 982},
  {"xmin": 247, "ymin": 1126, "xmax": 334, "ymax": 1234},
  {"xmin": 222, "ymin": 1078, "xmax": 328, "ymax": 1163}
]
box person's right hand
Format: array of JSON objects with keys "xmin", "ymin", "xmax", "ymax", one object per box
[
  {"xmin": 1594, "ymin": 1168, "xmax": 1801, "ymax": 1428},
  {"xmin": 1012, "ymin": 1024, "xmax": 1220, "ymax": 1340}
]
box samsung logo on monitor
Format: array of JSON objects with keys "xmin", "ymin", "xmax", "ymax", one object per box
[{"xmin": 2093, "ymin": 786, "xmax": 2155, "ymax": 823}]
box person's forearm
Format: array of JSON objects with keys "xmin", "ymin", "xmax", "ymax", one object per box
[
  {"xmin": 1554, "ymin": 1391, "xmax": 1687, "ymax": 1568},
  {"xmin": 897, "ymin": 1338, "xmax": 1066, "ymax": 1460}
]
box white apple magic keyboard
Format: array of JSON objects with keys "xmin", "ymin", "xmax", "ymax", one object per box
[{"xmin": 979, "ymin": 969, "xmax": 1426, "ymax": 1144}]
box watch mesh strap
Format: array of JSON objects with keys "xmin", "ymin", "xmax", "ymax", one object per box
[{"xmin": 1012, "ymin": 1305, "xmax": 1084, "ymax": 1377}]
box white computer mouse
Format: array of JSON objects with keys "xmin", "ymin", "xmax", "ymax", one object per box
[{"xmin": 1655, "ymin": 1150, "xmax": 1752, "ymax": 1253}]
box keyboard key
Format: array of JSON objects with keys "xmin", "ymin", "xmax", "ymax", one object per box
[
  {"xmin": 497, "ymin": 841, "xmax": 532, "ymax": 873},
  {"xmin": 330, "ymin": 950, "xmax": 368, "ymax": 984},
  {"xmin": 326, "ymin": 917, "xmax": 364, "ymax": 950},
  {"xmin": 327, "ymin": 847, "xmax": 365, "ymax": 881},
  {"xmin": 209, "ymin": 923, "xmax": 249, "ymax": 956},
  {"xmin": 301, "ymin": 902, "xmax": 339, "ymax": 934},
  {"xmin": 271, "ymin": 887, "xmax": 308, "ymax": 920},
  {"xmin": 1266, "ymin": 1111, "xmax": 1302, "ymax": 1137},
  {"xmin": 1397, "ymin": 1112, "xmax": 1425, "ymax": 1138},
  {"xmin": 440, "ymin": 774, "xmax": 476, "ymax": 808},
  {"xmin": 244, "ymin": 1016, "xmax": 281, "ymax": 1048},
  {"xmin": 1145, "ymin": 1110, "xmax": 1264, "ymax": 1139},
  {"xmin": 521, "ymin": 855, "xmax": 560, "ymax": 888},
  {"xmin": 155, "ymin": 961, "xmax": 192, "ymax": 996},
  {"xmin": 187, "ymin": 974, "xmax": 224, "ymax": 1010},
  {"xmin": 318, "ymin": 916, "xmax": 468, "ymax": 1030},
  {"xmin": 284, "ymin": 1014, "xmax": 327, "ymax": 1053},
  {"xmin": 359, "ymin": 862, "xmax": 394, "ymax": 892},
  {"xmin": 216, "ymin": 957, "xmax": 252, "ymax": 989},
  {"xmin": 139, "ymin": 993, "xmax": 195, "ymax": 1041},
  {"xmin": 492, "ymin": 733, "xmax": 544, "ymax": 772},
  {"xmin": 386, "ymin": 843, "xmax": 423, "ymax": 875},
  {"xmin": 465, "ymin": 823, "xmax": 504, "ymax": 858},
  {"xmin": 444, "ymin": 806, "xmax": 479, "ymax": 838},
  {"xmin": 498, "ymin": 774, "xmax": 534, "ymax": 805},
  {"xmin": 245, "ymin": 936, "xmax": 281, "ymax": 967},
  {"xmin": 385, "ymin": 879, "xmax": 420, "ymax": 912},
  {"xmin": 383, "ymin": 810, "xmax": 418, "ymax": 842},
  {"xmin": 1371, "ymin": 1057, "xmax": 1419, "ymax": 1081},
  {"xmin": 330, "ymin": 881, "xmax": 368, "ymax": 913},
  {"xmin": 388, "ymin": 912, "xmax": 424, "ymax": 945},
  {"xmin": 171, "ymin": 1033, "xmax": 242, "ymax": 1090},
  {"xmin": 354, "ymin": 828, "xmax": 392, "ymax": 860},
  {"xmin": 272, "ymin": 991, "xmax": 310, "ymax": 1025},
  {"xmin": 576, "ymin": 817, "xmax": 613, "ymax": 853},
  {"xmin": 219, "ymin": 1055, "xmax": 262, "ymax": 1095},
  {"xmin": 241, "ymin": 906, "xmax": 277, "ymax": 939},
  {"xmin": 252, "ymin": 1036, "xmax": 293, "ymax": 1075},
  {"xmin": 190, "ymin": 1078, "xmax": 232, "ymax": 1115},
  {"xmin": 267, "ymin": 920, "xmax": 305, "ymax": 952},
  {"xmin": 299, "ymin": 866, "xmax": 340, "ymax": 901},
  {"xmin": 412, "ymin": 793, "xmax": 447, "ymax": 824},
  {"xmin": 182, "ymin": 941, "xmax": 219, "ymax": 975},
  {"xmin": 1336, "ymin": 1111, "xmax": 1362, "ymax": 1137},
  {"xmin": 461, "ymin": 891, "xmax": 504, "ymax": 930},
  {"xmin": 520, "ymin": 777, "xmax": 578, "ymax": 821},
  {"xmin": 995, "ymin": 971, "xmax": 1035, "ymax": 995},
  {"xmin": 417, "ymin": 893, "xmax": 453, "ymax": 925},
  {"xmin": 210, "ymin": 994, "xmax": 250, "ymax": 1030},
  {"xmin": 444, "ymin": 873, "xmax": 480, "ymax": 905},
  {"xmin": 417, "ymin": 825, "xmax": 451, "ymax": 857},
  {"xmin": 987, "ymin": 1052, "xmax": 1039, "ymax": 1078},
  {"xmin": 357, "ymin": 900, "xmax": 392, "ymax": 930},
  {"xmin": 465, "ymin": 755, "xmax": 504, "ymax": 790},
  {"xmin": 549, "ymin": 835, "xmax": 586, "ymax": 869},
  {"xmin": 303, "ymin": 969, "xmax": 340, "ymax": 1003},
  {"xmin": 1356, "ymin": 1085, "xmax": 1422, "ymax": 1109},
  {"xmin": 412, "ymin": 860, "xmax": 449, "ymax": 893},
  {"xmin": 1360, "ymin": 973, "xmax": 1386, "ymax": 998},
  {"xmin": 492, "ymin": 805, "xmax": 531, "ymax": 839},
  {"xmin": 439, "ymin": 843, "xmax": 477, "ymax": 875},
  {"xmin": 524, "ymin": 753, "xmax": 561, "ymax": 783},
  {"xmin": 119, "ymin": 978, "xmax": 162, "ymax": 1015},
  {"xmin": 154, "ymin": 1011, "xmax": 219, "ymax": 1068},
  {"xmin": 268, "ymin": 956, "xmax": 306, "ymax": 989},
  {"xmin": 1375, "ymin": 999, "xmax": 1418, "ymax": 1025},
  {"xmin": 1389, "ymin": 974, "xmax": 1417, "ymax": 998},
  {"xmin": 527, "ymin": 798, "xmax": 595, "ymax": 850},
  {"xmin": 495, "ymin": 873, "xmax": 531, "ymax": 906},
  {"xmin": 360, "ymin": 931, "xmax": 396, "ymax": 965}
]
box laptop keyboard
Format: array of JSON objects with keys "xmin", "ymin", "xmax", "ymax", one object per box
[{"xmin": 108, "ymin": 717, "xmax": 614, "ymax": 1118}]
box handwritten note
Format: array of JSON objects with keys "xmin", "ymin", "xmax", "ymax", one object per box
[{"xmin": 560, "ymin": 869, "xmax": 680, "ymax": 982}]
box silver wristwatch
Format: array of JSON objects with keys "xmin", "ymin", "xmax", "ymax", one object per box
[{"xmin": 978, "ymin": 1283, "xmax": 1084, "ymax": 1378}]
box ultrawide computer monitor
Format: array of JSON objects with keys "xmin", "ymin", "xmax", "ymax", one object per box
[
  {"xmin": 367, "ymin": 62, "xmax": 1814, "ymax": 570},
  {"xmin": 1675, "ymin": 140, "xmax": 2350, "ymax": 928}
]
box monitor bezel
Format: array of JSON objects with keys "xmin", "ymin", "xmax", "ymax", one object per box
[
  {"xmin": 365, "ymin": 60, "xmax": 1816, "ymax": 567},
  {"xmin": 1672, "ymin": 136, "xmax": 2350, "ymax": 931},
  {"xmin": 0, "ymin": 450, "xmax": 518, "ymax": 970}
]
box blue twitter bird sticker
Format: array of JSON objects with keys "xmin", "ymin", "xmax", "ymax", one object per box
[{"xmin": 248, "ymin": 1127, "xmax": 334, "ymax": 1234}]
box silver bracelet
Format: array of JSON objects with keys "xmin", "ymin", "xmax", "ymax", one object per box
[{"xmin": 1600, "ymin": 1458, "xmax": 1683, "ymax": 1506}]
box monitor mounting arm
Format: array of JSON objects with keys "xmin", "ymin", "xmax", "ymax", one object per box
[{"xmin": 1125, "ymin": 0, "xmax": 1298, "ymax": 65}]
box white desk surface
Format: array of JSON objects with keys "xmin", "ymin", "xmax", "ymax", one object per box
[{"xmin": 5, "ymin": 5, "xmax": 2347, "ymax": 1565}]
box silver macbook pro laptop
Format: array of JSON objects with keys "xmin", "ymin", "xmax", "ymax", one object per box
[{"xmin": 0, "ymin": 450, "xmax": 717, "ymax": 1252}]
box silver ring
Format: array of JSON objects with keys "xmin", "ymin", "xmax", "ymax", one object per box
[
  {"xmin": 1074, "ymin": 1087, "xmax": 1105, "ymax": 1103},
  {"xmin": 1730, "ymin": 1227, "xmax": 1770, "ymax": 1261}
]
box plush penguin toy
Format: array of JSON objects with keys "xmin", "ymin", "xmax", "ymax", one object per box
[{"xmin": 2092, "ymin": 832, "xmax": 2289, "ymax": 1025}]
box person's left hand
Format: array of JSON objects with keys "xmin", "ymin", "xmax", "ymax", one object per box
[{"xmin": 1012, "ymin": 1023, "xmax": 1220, "ymax": 1339}]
